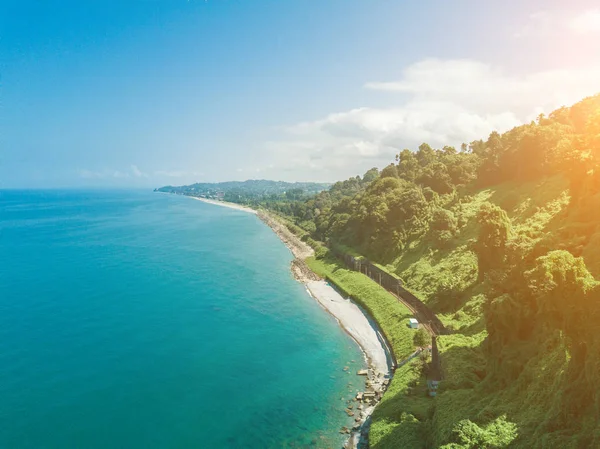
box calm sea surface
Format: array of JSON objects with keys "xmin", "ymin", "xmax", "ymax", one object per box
[{"xmin": 0, "ymin": 190, "xmax": 365, "ymax": 448}]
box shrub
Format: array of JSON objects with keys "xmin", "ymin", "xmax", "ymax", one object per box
[
  {"xmin": 413, "ymin": 328, "xmax": 431, "ymax": 347},
  {"xmin": 440, "ymin": 415, "xmax": 518, "ymax": 448}
]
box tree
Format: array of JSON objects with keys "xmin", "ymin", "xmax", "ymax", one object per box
[
  {"xmin": 525, "ymin": 250, "xmax": 596, "ymax": 339},
  {"xmin": 418, "ymin": 161, "xmax": 454, "ymax": 194},
  {"xmin": 417, "ymin": 143, "xmax": 436, "ymax": 166},
  {"xmin": 413, "ymin": 328, "xmax": 430, "ymax": 347},
  {"xmin": 431, "ymin": 208, "xmax": 458, "ymax": 248},
  {"xmin": 475, "ymin": 203, "xmax": 511, "ymax": 280},
  {"xmin": 380, "ymin": 163, "xmax": 399, "ymax": 179},
  {"xmin": 285, "ymin": 188, "xmax": 305, "ymax": 200},
  {"xmin": 525, "ymin": 251, "xmax": 599, "ymax": 418},
  {"xmin": 396, "ymin": 149, "xmax": 420, "ymax": 182},
  {"xmin": 362, "ymin": 167, "xmax": 380, "ymax": 183},
  {"xmin": 440, "ymin": 415, "xmax": 518, "ymax": 449},
  {"xmin": 443, "ymin": 145, "xmax": 457, "ymax": 155}
]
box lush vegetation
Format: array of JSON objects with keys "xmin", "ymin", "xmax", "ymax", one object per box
[
  {"xmin": 159, "ymin": 95, "xmax": 600, "ymax": 447},
  {"xmin": 156, "ymin": 179, "xmax": 329, "ymax": 205},
  {"xmin": 305, "ymin": 256, "xmax": 429, "ymax": 447},
  {"xmin": 306, "ymin": 256, "xmax": 415, "ymax": 362},
  {"xmin": 268, "ymin": 94, "xmax": 600, "ymax": 448}
]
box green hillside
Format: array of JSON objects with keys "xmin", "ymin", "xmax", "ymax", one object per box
[
  {"xmin": 156, "ymin": 179, "xmax": 330, "ymax": 205},
  {"xmin": 269, "ymin": 94, "xmax": 600, "ymax": 448}
]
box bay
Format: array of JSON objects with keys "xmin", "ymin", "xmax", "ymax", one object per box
[{"xmin": 0, "ymin": 190, "xmax": 365, "ymax": 448}]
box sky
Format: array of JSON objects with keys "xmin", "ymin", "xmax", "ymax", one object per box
[{"xmin": 2, "ymin": 0, "xmax": 600, "ymax": 188}]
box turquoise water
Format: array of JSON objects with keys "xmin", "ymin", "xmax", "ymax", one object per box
[{"xmin": 0, "ymin": 190, "xmax": 365, "ymax": 448}]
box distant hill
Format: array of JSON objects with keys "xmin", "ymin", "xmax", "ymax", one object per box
[{"xmin": 155, "ymin": 179, "xmax": 331, "ymax": 204}]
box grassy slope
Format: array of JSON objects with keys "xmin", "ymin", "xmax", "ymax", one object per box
[
  {"xmin": 305, "ymin": 256, "xmax": 429, "ymax": 448},
  {"xmin": 285, "ymin": 174, "xmax": 600, "ymax": 448},
  {"xmin": 377, "ymin": 174, "xmax": 600, "ymax": 448}
]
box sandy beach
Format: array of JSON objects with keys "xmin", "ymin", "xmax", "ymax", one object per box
[
  {"xmin": 174, "ymin": 195, "xmax": 392, "ymax": 448},
  {"xmin": 255, "ymin": 213, "xmax": 390, "ymax": 375},
  {"xmin": 306, "ymin": 280, "xmax": 390, "ymax": 376},
  {"xmin": 256, "ymin": 211, "xmax": 393, "ymax": 449},
  {"xmin": 190, "ymin": 197, "xmax": 258, "ymax": 214}
]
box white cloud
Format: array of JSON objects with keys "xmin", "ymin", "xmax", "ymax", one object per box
[
  {"xmin": 260, "ymin": 59, "xmax": 600, "ymax": 181},
  {"xmin": 516, "ymin": 9, "xmax": 600, "ymax": 38},
  {"xmin": 365, "ymin": 59, "xmax": 600, "ymax": 117},
  {"xmin": 130, "ymin": 165, "xmax": 147, "ymax": 178},
  {"xmin": 569, "ymin": 9, "xmax": 600, "ymax": 34}
]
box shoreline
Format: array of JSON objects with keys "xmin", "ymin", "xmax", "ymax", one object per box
[
  {"xmin": 189, "ymin": 196, "xmax": 258, "ymax": 214},
  {"xmin": 305, "ymin": 281, "xmax": 390, "ymax": 376},
  {"xmin": 304, "ymin": 281, "xmax": 393, "ymax": 448},
  {"xmin": 164, "ymin": 193, "xmax": 392, "ymax": 448},
  {"xmin": 256, "ymin": 211, "xmax": 393, "ymax": 449}
]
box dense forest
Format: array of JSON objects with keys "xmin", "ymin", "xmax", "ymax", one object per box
[
  {"xmin": 266, "ymin": 94, "xmax": 600, "ymax": 448},
  {"xmin": 156, "ymin": 179, "xmax": 329, "ymax": 204},
  {"xmin": 161, "ymin": 94, "xmax": 600, "ymax": 448}
]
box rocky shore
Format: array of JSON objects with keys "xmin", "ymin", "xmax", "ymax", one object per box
[
  {"xmin": 258, "ymin": 211, "xmax": 394, "ymax": 449},
  {"xmin": 257, "ymin": 211, "xmax": 314, "ymax": 263}
]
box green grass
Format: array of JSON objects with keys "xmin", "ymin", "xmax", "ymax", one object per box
[
  {"xmin": 276, "ymin": 175, "xmax": 600, "ymax": 447},
  {"xmin": 306, "ymin": 255, "xmax": 433, "ymax": 449},
  {"xmin": 360, "ymin": 175, "xmax": 588, "ymax": 448},
  {"xmin": 369, "ymin": 360, "xmax": 431, "ymax": 449},
  {"xmin": 306, "ymin": 256, "xmax": 415, "ymax": 362}
]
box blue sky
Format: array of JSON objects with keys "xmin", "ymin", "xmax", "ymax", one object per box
[{"xmin": 2, "ymin": 0, "xmax": 600, "ymax": 188}]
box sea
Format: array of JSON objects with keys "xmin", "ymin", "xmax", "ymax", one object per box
[{"xmin": 0, "ymin": 190, "xmax": 366, "ymax": 449}]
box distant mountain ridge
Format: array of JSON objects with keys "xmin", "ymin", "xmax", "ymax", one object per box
[{"xmin": 156, "ymin": 179, "xmax": 331, "ymax": 203}]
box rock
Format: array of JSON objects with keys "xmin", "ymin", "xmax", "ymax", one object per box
[{"xmin": 357, "ymin": 369, "xmax": 368, "ymax": 376}]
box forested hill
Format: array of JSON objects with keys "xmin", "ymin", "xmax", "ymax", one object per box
[
  {"xmin": 156, "ymin": 179, "xmax": 330, "ymax": 205},
  {"xmin": 265, "ymin": 94, "xmax": 600, "ymax": 448}
]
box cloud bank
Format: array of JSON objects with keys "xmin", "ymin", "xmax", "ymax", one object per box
[
  {"xmin": 516, "ymin": 9, "xmax": 600, "ymax": 38},
  {"xmin": 260, "ymin": 59, "xmax": 600, "ymax": 181}
]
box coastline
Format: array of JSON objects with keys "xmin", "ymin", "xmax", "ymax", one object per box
[
  {"xmin": 256, "ymin": 211, "xmax": 393, "ymax": 449},
  {"xmin": 189, "ymin": 196, "xmax": 258, "ymax": 214},
  {"xmin": 166, "ymin": 193, "xmax": 392, "ymax": 448},
  {"xmin": 305, "ymin": 281, "xmax": 389, "ymax": 376}
]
